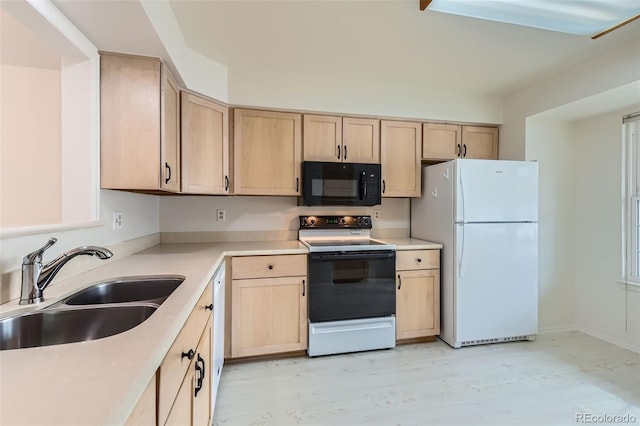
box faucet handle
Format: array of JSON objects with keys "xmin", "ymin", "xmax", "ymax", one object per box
[{"xmin": 24, "ymin": 237, "xmax": 57, "ymax": 264}]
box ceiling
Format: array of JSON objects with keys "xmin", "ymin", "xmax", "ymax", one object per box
[{"xmin": 52, "ymin": 0, "xmax": 640, "ymax": 99}]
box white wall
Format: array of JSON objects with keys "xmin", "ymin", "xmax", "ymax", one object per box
[
  {"xmin": 1, "ymin": 64, "xmax": 62, "ymax": 227},
  {"xmin": 573, "ymin": 109, "xmax": 640, "ymax": 353},
  {"xmin": 160, "ymin": 196, "xmax": 408, "ymax": 236},
  {"xmin": 0, "ymin": 190, "xmax": 159, "ymax": 303},
  {"xmin": 502, "ymin": 38, "xmax": 640, "ymax": 161},
  {"xmin": 229, "ymin": 68, "xmax": 503, "ymax": 125},
  {"xmin": 0, "ymin": 0, "xmax": 160, "ymax": 304},
  {"xmin": 525, "ymin": 117, "xmax": 575, "ymax": 331},
  {"xmin": 139, "ymin": 0, "xmax": 228, "ymax": 103}
]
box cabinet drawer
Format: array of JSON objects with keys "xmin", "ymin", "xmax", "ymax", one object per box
[
  {"xmin": 158, "ymin": 282, "xmax": 212, "ymax": 425},
  {"xmin": 232, "ymin": 254, "xmax": 306, "ymax": 279},
  {"xmin": 396, "ymin": 250, "xmax": 439, "ymax": 271}
]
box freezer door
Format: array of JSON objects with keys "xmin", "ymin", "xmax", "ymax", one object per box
[
  {"xmin": 454, "ymin": 223, "xmax": 538, "ymax": 345},
  {"xmin": 455, "ymin": 160, "xmax": 538, "ymax": 223}
]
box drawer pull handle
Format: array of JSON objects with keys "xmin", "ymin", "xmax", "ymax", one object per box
[
  {"xmin": 268, "ymin": 265, "xmax": 274, "ymax": 270},
  {"xmin": 194, "ymin": 354, "xmax": 205, "ymax": 397},
  {"xmin": 397, "ymin": 274, "xmax": 402, "ymax": 290},
  {"xmin": 205, "ymin": 304, "xmax": 213, "ymax": 311},
  {"xmin": 181, "ymin": 349, "xmax": 195, "ymax": 360},
  {"xmin": 417, "ymin": 258, "xmax": 422, "ymax": 263}
]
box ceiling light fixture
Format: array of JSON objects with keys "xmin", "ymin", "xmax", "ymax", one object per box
[{"xmin": 420, "ymin": 0, "xmax": 640, "ymax": 39}]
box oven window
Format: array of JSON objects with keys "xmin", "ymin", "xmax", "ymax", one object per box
[
  {"xmin": 333, "ymin": 259, "xmax": 367, "ymax": 283},
  {"xmin": 311, "ymin": 178, "xmax": 358, "ymax": 198}
]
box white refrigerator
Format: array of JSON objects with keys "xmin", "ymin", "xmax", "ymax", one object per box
[{"xmin": 411, "ymin": 159, "xmax": 538, "ymax": 348}]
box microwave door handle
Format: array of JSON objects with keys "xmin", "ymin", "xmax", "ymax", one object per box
[{"xmin": 360, "ymin": 171, "xmax": 367, "ymax": 200}]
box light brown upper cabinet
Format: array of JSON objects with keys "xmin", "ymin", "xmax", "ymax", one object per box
[
  {"xmin": 380, "ymin": 120, "xmax": 422, "ymax": 197},
  {"xmin": 303, "ymin": 115, "xmax": 342, "ymax": 162},
  {"xmin": 181, "ymin": 92, "xmax": 230, "ymax": 194},
  {"xmin": 342, "ymin": 117, "xmax": 380, "ymax": 163},
  {"xmin": 462, "ymin": 126, "xmax": 499, "ymax": 159},
  {"xmin": 304, "ymin": 115, "xmax": 380, "ymax": 163},
  {"xmin": 233, "ymin": 109, "xmax": 302, "ymax": 195},
  {"xmin": 423, "ymin": 123, "xmax": 498, "ymax": 161},
  {"xmin": 101, "ymin": 52, "xmax": 180, "ymax": 192}
]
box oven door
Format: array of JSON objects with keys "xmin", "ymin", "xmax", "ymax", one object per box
[
  {"xmin": 308, "ymin": 250, "xmax": 396, "ymax": 322},
  {"xmin": 302, "ymin": 161, "xmax": 381, "ymax": 206}
]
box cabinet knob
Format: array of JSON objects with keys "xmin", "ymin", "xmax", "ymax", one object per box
[
  {"xmin": 181, "ymin": 349, "xmax": 195, "ymax": 360},
  {"xmin": 417, "ymin": 258, "xmax": 422, "ymax": 263},
  {"xmin": 268, "ymin": 265, "xmax": 274, "ymax": 270},
  {"xmin": 205, "ymin": 304, "xmax": 213, "ymax": 311}
]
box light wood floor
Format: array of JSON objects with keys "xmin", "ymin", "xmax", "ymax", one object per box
[{"xmin": 213, "ymin": 332, "xmax": 640, "ymax": 425}]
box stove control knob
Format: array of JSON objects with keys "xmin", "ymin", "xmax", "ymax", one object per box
[
  {"xmin": 339, "ymin": 218, "xmax": 346, "ymax": 225},
  {"xmin": 361, "ymin": 217, "xmax": 370, "ymax": 226},
  {"xmin": 309, "ymin": 218, "xmax": 316, "ymax": 226}
]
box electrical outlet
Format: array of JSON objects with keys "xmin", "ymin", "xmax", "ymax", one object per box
[
  {"xmin": 217, "ymin": 209, "xmax": 226, "ymax": 222},
  {"xmin": 373, "ymin": 210, "xmax": 381, "ymax": 220},
  {"xmin": 112, "ymin": 211, "xmax": 123, "ymax": 229}
]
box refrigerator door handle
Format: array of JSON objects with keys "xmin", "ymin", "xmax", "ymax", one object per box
[
  {"xmin": 458, "ymin": 224, "xmax": 465, "ymax": 278},
  {"xmin": 459, "ymin": 168, "xmax": 465, "ymax": 223}
]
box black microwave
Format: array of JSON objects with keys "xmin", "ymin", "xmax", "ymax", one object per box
[{"xmin": 301, "ymin": 161, "xmax": 381, "ymax": 206}]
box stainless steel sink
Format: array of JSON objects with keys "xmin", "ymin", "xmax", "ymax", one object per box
[
  {"xmin": 0, "ymin": 305, "xmax": 157, "ymax": 350},
  {"xmin": 59, "ymin": 275, "xmax": 185, "ymax": 305}
]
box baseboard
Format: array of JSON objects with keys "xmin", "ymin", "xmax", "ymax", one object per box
[
  {"xmin": 575, "ymin": 326, "xmax": 640, "ymax": 354},
  {"xmin": 537, "ymin": 325, "xmax": 576, "ymax": 334}
]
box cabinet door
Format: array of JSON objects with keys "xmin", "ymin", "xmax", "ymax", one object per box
[
  {"xmin": 462, "ymin": 126, "xmax": 499, "ymax": 159},
  {"xmin": 381, "ymin": 120, "xmax": 421, "ymax": 197},
  {"xmin": 100, "ymin": 54, "xmax": 161, "ymax": 190},
  {"xmin": 303, "ymin": 114, "xmax": 342, "ymax": 162},
  {"xmin": 342, "ymin": 117, "xmax": 380, "ymax": 163},
  {"xmin": 193, "ymin": 321, "xmax": 212, "ymax": 426},
  {"xmin": 233, "ymin": 109, "xmax": 302, "ymax": 195},
  {"xmin": 181, "ymin": 92, "xmax": 230, "ymax": 194},
  {"xmin": 161, "ymin": 65, "xmax": 181, "ymax": 192},
  {"xmin": 158, "ymin": 283, "xmax": 212, "ymax": 425},
  {"xmin": 422, "ymin": 123, "xmax": 461, "ymax": 160},
  {"xmin": 231, "ymin": 276, "xmax": 307, "ymax": 357},
  {"xmin": 125, "ymin": 375, "xmax": 156, "ymax": 426},
  {"xmin": 165, "ymin": 370, "xmax": 194, "ymax": 426},
  {"xmin": 396, "ymin": 269, "xmax": 440, "ymax": 340}
]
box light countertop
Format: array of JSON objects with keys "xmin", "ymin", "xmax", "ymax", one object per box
[
  {"xmin": 0, "ymin": 238, "xmax": 440, "ymax": 425},
  {"xmin": 381, "ymin": 238, "xmax": 443, "ymax": 250},
  {"xmin": 0, "ymin": 240, "xmax": 306, "ymax": 426}
]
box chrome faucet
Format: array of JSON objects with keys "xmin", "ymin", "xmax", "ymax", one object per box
[{"xmin": 20, "ymin": 238, "xmax": 113, "ymax": 305}]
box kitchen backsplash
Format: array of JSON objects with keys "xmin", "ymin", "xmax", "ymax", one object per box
[{"xmin": 159, "ymin": 195, "xmax": 410, "ymax": 238}]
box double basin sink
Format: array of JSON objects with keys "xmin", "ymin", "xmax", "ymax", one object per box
[{"xmin": 0, "ymin": 275, "xmax": 185, "ymax": 350}]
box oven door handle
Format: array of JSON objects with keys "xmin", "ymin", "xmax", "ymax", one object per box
[{"xmin": 313, "ymin": 251, "xmax": 395, "ymax": 261}]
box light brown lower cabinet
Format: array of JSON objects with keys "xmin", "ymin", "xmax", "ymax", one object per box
[
  {"xmin": 124, "ymin": 281, "xmax": 213, "ymax": 426},
  {"xmin": 125, "ymin": 375, "xmax": 157, "ymax": 426},
  {"xmin": 165, "ymin": 320, "xmax": 212, "ymax": 426},
  {"xmin": 230, "ymin": 254, "xmax": 307, "ymax": 358},
  {"xmin": 395, "ymin": 250, "xmax": 441, "ymax": 340}
]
